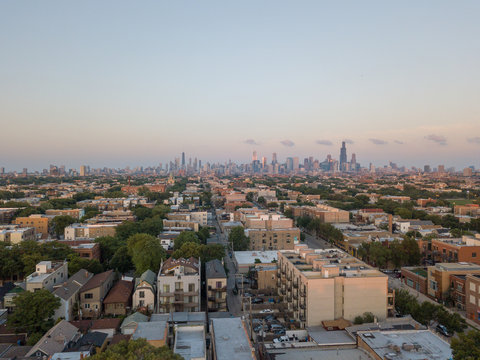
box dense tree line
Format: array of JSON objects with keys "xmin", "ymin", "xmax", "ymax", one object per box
[
  {"xmin": 296, "ymin": 216, "xmax": 344, "ymax": 244},
  {"xmin": 357, "ymin": 237, "xmax": 421, "ymax": 269}
]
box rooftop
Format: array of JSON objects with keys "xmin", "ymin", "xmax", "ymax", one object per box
[
  {"xmin": 234, "ymin": 250, "xmax": 278, "ymax": 265},
  {"xmin": 132, "ymin": 321, "xmax": 167, "ymax": 341},
  {"xmin": 174, "ymin": 325, "xmax": 205, "ymax": 360},
  {"xmin": 205, "ymin": 259, "xmax": 226, "ymax": 279},
  {"xmin": 211, "ymin": 317, "xmax": 255, "ymax": 360},
  {"xmin": 358, "ymin": 330, "xmax": 452, "ymax": 360}
]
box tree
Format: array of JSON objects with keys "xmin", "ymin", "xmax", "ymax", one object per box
[
  {"xmin": 451, "ymin": 330, "xmax": 480, "ymax": 360},
  {"xmin": 128, "ymin": 234, "xmax": 166, "ymax": 275},
  {"xmin": 52, "ymin": 215, "xmax": 76, "ymax": 237},
  {"xmin": 139, "ymin": 216, "xmax": 163, "ymax": 236},
  {"xmin": 95, "ymin": 236, "xmax": 124, "ymax": 264},
  {"xmin": 132, "ymin": 206, "xmax": 153, "ymax": 221},
  {"xmin": 8, "ymin": 289, "xmax": 61, "ymax": 340},
  {"xmin": 401, "ymin": 236, "xmax": 421, "ymax": 266},
  {"xmin": 172, "ymin": 242, "xmax": 203, "ymax": 260},
  {"xmin": 201, "ymin": 244, "xmax": 225, "ymax": 263},
  {"xmin": 229, "ymin": 226, "xmax": 249, "ymax": 251},
  {"xmin": 115, "ymin": 221, "xmax": 140, "ymax": 241},
  {"xmin": 174, "ymin": 231, "xmax": 200, "ymax": 250},
  {"xmin": 110, "ymin": 246, "xmax": 133, "ymax": 273},
  {"xmin": 196, "ymin": 227, "xmax": 210, "ymax": 244},
  {"xmin": 88, "ymin": 338, "xmax": 182, "ymax": 360},
  {"xmin": 68, "ymin": 255, "xmax": 103, "ymax": 276}
]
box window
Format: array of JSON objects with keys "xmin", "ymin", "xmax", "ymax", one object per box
[
  {"xmin": 163, "ymin": 284, "xmax": 170, "ymax": 293},
  {"xmin": 84, "ymin": 293, "xmax": 93, "ymax": 299},
  {"xmin": 406, "ymin": 279, "xmax": 414, "ymax": 287},
  {"xmin": 84, "ymin": 304, "xmax": 90, "ymax": 309},
  {"xmin": 175, "ymin": 282, "xmax": 182, "ymax": 290},
  {"xmin": 471, "ymin": 295, "xmax": 477, "ymax": 305},
  {"xmin": 470, "ymin": 282, "xmax": 476, "ymax": 292},
  {"xmin": 473, "ymin": 253, "xmax": 477, "ymax": 258},
  {"xmin": 216, "ymin": 281, "xmax": 223, "ymax": 289},
  {"xmin": 189, "ymin": 283, "xmax": 195, "ymax": 292},
  {"xmin": 430, "ymin": 280, "xmax": 437, "ymax": 291},
  {"xmin": 139, "ymin": 291, "xmax": 145, "ymax": 298}
]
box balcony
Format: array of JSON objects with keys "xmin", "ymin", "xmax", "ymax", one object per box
[
  {"xmin": 293, "ymin": 282, "xmax": 298, "ymax": 289},
  {"xmin": 299, "ymin": 315, "xmax": 306, "ymax": 322},
  {"xmin": 208, "ymin": 286, "xmax": 227, "ymax": 292},
  {"xmin": 280, "ymin": 289, "xmax": 286, "ymax": 295},
  {"xmin": 293, "ymin": 293, "xmax": 298, "ymax": 300},
  {"xmin": 300, "ymin": 291, "xmax": 306, "ymax": 297}
]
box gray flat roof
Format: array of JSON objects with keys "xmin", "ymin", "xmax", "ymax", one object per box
[
  {"xmin": 358, "ymin": 330, "xmax": 452, "ymax": 360},
  {"xmin": 211, "ymin": 317, "xmax": 254, "ymax": 360},
  {"xmin": 307, "ymin": 327, "xmax": 356, "ymax": 346},
  {"xmin": 174, "ymin": 325, "xmax": 205, "ymax": 360},
  {"xmin": 132, "ymin": 321, "xmax": 167, "ymax": 341},
  {"xmin": 267, "ymin": 348, "xmax": 374, "ymax": 360}
]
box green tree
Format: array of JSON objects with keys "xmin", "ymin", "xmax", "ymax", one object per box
[
  {"xmin": 68, "ymin": 255, "xmax": 103, "ymax": 276},
  {"xmin": 52, "ymin": 215, "xmax": 76, "ymax": 237},
  {"xmin": 8, "ymin": 289, "xmax": 61, "ymax": 338},
  {"xmin": 451, "ymin": 330, "xmax": 480, "ymax": 360},
  {"xmin": 196, "ymin": 227, "xmax": 210, "ymax": 244},
  {"xmin": 110, "ymin": 246, "xmax": 133, "ymax": 273},
  {"xmin": 139, "ymin": 216, "xmax": 163, "ymax": 236},
  {"xmin": 133, "ymin": 206, "xmax": 153, "ymax": 221},
  {"xmin": 401, "ymin": 236, "xmax": 421, "ymax": 266},
  {"xmin": 115, "ymin": 221, "xmax": 141, "ymax": 241},
  {"xmin": 229, "ymin": 226, "xmax": 249, "ymax": 251},
  {"xmin": 128, "ymin": 234, "xmax": 166, "ymax": 275},
  {"xmin": 174, "ymin": 231, "xmax": 200, "ymax": 250},
  {"xmin": 95, "ymin": 236, "xmax": 124, "ymax": 264},
  {"xmin": 172, "ymin": 242, "xmax": 203, "ymax": 260},
  {"xmin": 88, "ymin": 338, "xmax": 182, "ymax": 360}
]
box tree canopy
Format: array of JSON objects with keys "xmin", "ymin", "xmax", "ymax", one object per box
[{"xmin": 88, "ymin": 338, "xmax": 182, "ymax": 360}]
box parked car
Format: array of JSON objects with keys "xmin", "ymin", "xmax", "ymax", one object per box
[
  {"xmin": 264, "ymin": 314, "xmax": 276, "ymax": 321},
  {"xmin": 273, "ymin": 335, "xmax": 290, "ymax": 343},
  {"xmin": 273, "ymin": 329, "xmax": 286, "ymax": 336},
  {"xmin": 270, "ymin": 324, "xmax": 285, "ymax": 331},
  {"xmin": 244, "ymin": 292, "xmax": 253, "ymax": 298},
  {"xmin": 436, "ymin": 324, "xmax": 452, "ymax": 337},
  {"xmin": 260, "ymin": 309, "xmax": 273, "ymax": 313},
  {"xmin": 254, "ymin": 324, "xmax": 269, "ymax": 332},
  {"xmin": 251, "ymin": 298, "xmax": 263, "ymax": 304}
]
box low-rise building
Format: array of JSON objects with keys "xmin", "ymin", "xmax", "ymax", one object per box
[
  {"xmin": 205, "ymin": 260, "xmax": 227, "ymax": 312},
  {"xmin": 103, "ymin": 280, "xmax": 134, "ymax": 316},
  {"xmin": 466, "ymin": 274, "xmax": 480, "ymax": 324},
  {"xmin": 65, "ymin": 223, "xmax": 117, "ymax": 240},
  {"xmin": 133, "ymin": 270, "xmax": 156, "ymax": 312},
  {"xmin": 0, "ymin": 225, "xmax": 36, "ymax": 244},
  {"xmin": 13, "ymin": 214, "xmax": 49, "ymax": 239},
  {"xmin": 53, "ymin": 269, "xmax": 93, "ymax": 321},
  {"xmin": 291, "ymin": 204, "xmax": 350, "ymax": 223},
  {"xmin": 427, "ymin": 262, "xmax": 480, "ymax": 301},
  {"xmin": 26, "ymin": 261, "xmax": 68, "ymax": 292},
  {"xmin": 427, "ymin": 236, "xmax": 480, "ymax": 264},
  {"xmin": 157, "ymin": 257, "xmax": 201, "ymax": 313},
  {"xmin": 210, "ymin": 317, "xmax": 255, "ymax": 360},
  {"xmin": 46, "ymin": 209, "xmax": 85, "ymax": 220},
  {"xmin": 70, "ymin": 243, "xmax": 101, "ymax": 260},
  {"xmin": 79, "ymin": 270, "xmax": 115, "ymax": 319},
  {"xmin": 120, "ymin": 312, "xmax": 148, "ymax": 335},
  {"xmin": 131, "ymin": 321, "xmax": 168, "ymax": 348},
  {"xmin": 173, "ymin": 325, "xmax": 206, "ymax": 360},
  {"xmin": 401, "ymin": 267, "xmax": 428, "ymax": 294},
  {"xmin": 26, "ymin": 321, "xmax": 80, "ymax": 358}
]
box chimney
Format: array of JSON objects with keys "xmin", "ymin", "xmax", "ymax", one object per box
[{"xmin": 388, "ymin": 214, "xmax": 393, "ymax": 234}]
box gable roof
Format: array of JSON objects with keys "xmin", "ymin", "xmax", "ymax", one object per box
[
  {"xmin": 121, "ymin": 312, "xmax": 149, "ymax": 329},
  {"xmin": 53, "ymin": 269, "xmax": 93, "ymax": 301},
  {"xmin": 103, "ymin": 280, "xmax": 134, "ymax": 304},
  {"xmin": 205, "ymin": 259, "xmax": 226, "ymax": 279},
  {"xmin": 26, "ymin": 321, "xmax": 79, "ymax": 357},
  {"xmin": 90, "ymin": 318, "xmax": 122, "ymax": 330},
  {"xmin": 135, "ymin": 270, "xmax": 156, "ymax": 288},
  {"xmin": 80, "ymin": 270, "xmax": 114, "ymax": 293}
]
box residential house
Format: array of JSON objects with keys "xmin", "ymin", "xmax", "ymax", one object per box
[
  {"xmin": 26, "ymin": 321, "xmax": 80, "ymax": 358},
  {"xmin": 103, "ymin": 280, "xmax": 134, "ymax": 316},
  {"xmin": 79, "ymin": 270, "xmax": 115, "ymax": 319},
  {"xmin": 205, "ymin": 260, "xmax": 227, "ymax": 312},
  {"xmin": 53, "ymin": 269, "xmax": 93, "ymax": 321},
  {"xmin": 120, "ymin": 312, "xmax": 149, "ymax": 335},
  {"xmin": 132, "ymin": 270, "xmax": 156, "ymax": 312},
  {"xmin": 26, "ymin": 261, "xmax": 68, "ymax": 292}
]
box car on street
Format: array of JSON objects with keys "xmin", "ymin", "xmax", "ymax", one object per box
[
  {"xmin": 436, "ymin": 324, "xmax": 452, "ymax": 337},
  {"xmin": 251, "ymin": 298, "xmax": 263, "ymax": 304},
  {"xmin": 260, "ymin": 309, "xmax": 273, "ymax": 313}
]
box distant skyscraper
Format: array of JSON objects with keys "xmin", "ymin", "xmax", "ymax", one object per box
[
  {"xmin": 80, "ymin": 165, "xmax": 87, "ymax": 176},
  {"xmin": 340, "ymin": 141, "xmax": 347, "ymax": 171},
  {"xmin": 252, "ymin": 151, "xmax": 258, "ymax": 162},
  {"xmin": 0, "ymin": 167, "xmax": 4, "ymax": 175},
  {"xmin": 272, "ymin": 152, "xmax": 277, "ymax": 165},
  {"xmin": 181, "ymin": 152, "xmax": 185, "ymax": 168},
  {"xmin": 293, "ymin": 157, "xmax": 299, "ymax": 171},
  {"xmin": 261, "ymin": 157, "xmax": 267, "ymax": 168},
  {"xmin": 438, "ymin": 165, "xmax": 445, "ymax": 173},
  {"xmin": 424, "ymin": 165, "xmax": 431, "ymax": 173}
]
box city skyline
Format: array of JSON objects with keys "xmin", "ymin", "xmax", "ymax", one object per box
[{"xmin": 1, "ymin": 1, "xmax": 480, "ymax": 169}]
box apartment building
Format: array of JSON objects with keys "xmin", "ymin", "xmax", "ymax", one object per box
[
  {"xmin": 70, "ymin": 242, "xmax": 101, "ymax": 260},
  {"xmin": 210, "ymin": 317, "xmax": 256, "ymax": 360},
  {"xmin": 166, "ymin": 211, "xmax": 208, "ymax": 226},
  {"xmin": 427, "ymin": 262, "xmax": 480, "ymax": 301},
  {"xmin": 0, "ymin": 225, "xmax": 35, "ymax": 244},
  {"xmin": 79, "ymin": 270, "xmax": 115, "ymax": 319},
  {"xmin": 157, "ymin": 257, "xmax": 201, "ymax": 313},
  {"xmin": 465, "ymin": 274, "xmax": 480, "ymax": 324},
  {"xmin": 162, "ymin": 219, "xmax": 199, "ymax": 232},
  {"xmin": 45, "ymin": 208, "xmax": 85, "ymax": 219},
  {"xmin": 64, "ymin": 223, "xmax": 117, "ymax": 240},
  {"xmin": 291, "ymin": 204, "xmax": 350, "ymax": 223},
  {"xmin": 205, "ymin": 259, "xmax": 227, "ymax": 312},
  {"xmin": 427, "ymin": 236, "xmax": 480, "ymax": 264},
  {"xmin": 454, "ymin": 204, "xmax": 480, "ymax": 217},
  {"xmin": 243, "ymin": 213, "xmax": 300, "ymax": 251},
  {"xmin": 0, "ymin": 208, "xmax": 18, "ymax": 224},
  {"xmin": 13, "ymin": 215, "xmax": 49, "ymax": 239},
  {"xmin": 277, "ymin": 246, "xmax": 392, "ymax": 327},
  {"xmin": 26, "ymin": 261, "xmax": 68, "ymax": 292}
]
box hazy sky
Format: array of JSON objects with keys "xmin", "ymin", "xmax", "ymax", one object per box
[{"xmin": 1, "ymin": 1, "xmax": 480, "ymax": 171}]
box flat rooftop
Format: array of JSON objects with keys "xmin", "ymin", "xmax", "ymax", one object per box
[
  {"xmin": 266, "ymin": 348, "xmax": 374, "ymax": 360},
  {"xmin": 174, "ymin": 325, "xmax": 205, "ymax": 360},
  {"xmin": 358, "ymin": 330, "xmax": 452, "ymax": 360},
  {"xmin": 132, "ymin": 321, "xmax": 167, "ymax": 341},
  {"xmin": 211, "ymin": 317, "xmax": 254, "ymax": 360},
  {"xmin": 234, "ymin": 250, "xmax": 278, "ymax": 265}
]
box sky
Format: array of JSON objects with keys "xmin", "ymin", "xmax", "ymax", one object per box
[{"xmin": 1, "ymin": 1, "xmax": 480, "ymax": 171}]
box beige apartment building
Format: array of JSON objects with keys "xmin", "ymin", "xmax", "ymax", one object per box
[
  {"xmin": 13, "ymin": 215, "xmax": 50, "ymax": 239},
  {"xmin": 79, "ymin": 270, "xmax": 116, "ymax": 319},
  {"xmin": 45, "ymin": 209, "xmax": 85, "ymax": 219},
  {"xmin": 277, "ymin": 246, "xmax": 392, "ymax": 327},
  {"xmin": 157, "ymin": 257, "xmax": 201, "ymax": 313},
  {"xmin": 291, "ymin": 204, "xmax": 350, "ymax": 223},
  {"xmin": 64, "ymin": 223, "xmax": 117, "ymax": 240},
  {"xmin": 0, "ymin": 225, "xmax": 36, "ymax": 244},
  {"xmin": 205, "ymin": 259, "xmax": 227, "ymax": 312},
  {"xmin": 26, "ymin": 261, "xmax": 68, "ymax": 292},
  {"xmin": 427, "ymin": 262, "xmax": 480, "ymax": 301}
]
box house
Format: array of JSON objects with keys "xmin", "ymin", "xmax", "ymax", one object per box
[
  {"xmin": 132, "ymin": 269, "xmax": 156, "ymax": 312},
  {"xmin": 205, "ymin": 260, "xmax": 227, "ymax": 312},
  {"xmin": 79, "ymin": 270, "xmax": 115, "ymax": 319},
  {"xmin": 26, "ymin": 321, "xmax": 80, "ymax": 358},
  {"xmin": 3, "ymin": 286, "xmax": 25, "ymax": 312},
  {"xmin": 26, "ymin": 261, "xmax": 68, "ymax": 292},
  {"xmin": 53, "ymin": 269, "xmax": 93, "ymax": 321},
  {"xmin": 0, "ymin": 282, "xmax": 14, "ymax": 309},
  {"xmin": 120, "ymin": 312, "xmax": 149, "ymax": 335},
  {"xmin": 66, "ymin": 331, "xmax": 108, "ymax": 355},
  {"xmin": 103, "ymin": 280, "xmax": 134, "ymax": 316}
]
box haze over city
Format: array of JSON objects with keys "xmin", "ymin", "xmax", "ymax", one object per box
[{"xmin": 1, "ymin": 1, "xmax": 480, "ymax": 170}]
